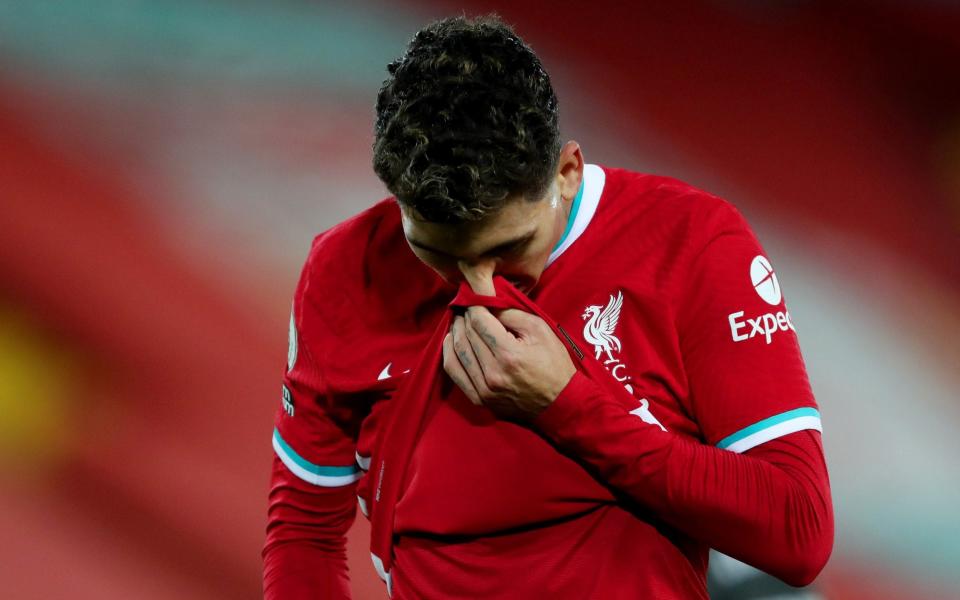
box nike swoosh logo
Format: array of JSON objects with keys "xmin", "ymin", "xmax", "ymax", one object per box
[{"xmin": 378, "ymin": 362, "xmax": 410, "ymax": 381}]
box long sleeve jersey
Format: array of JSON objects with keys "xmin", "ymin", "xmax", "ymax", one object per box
[{"xmin": 263, "ymin": 164, "xmax": 833, "ymax": 599}]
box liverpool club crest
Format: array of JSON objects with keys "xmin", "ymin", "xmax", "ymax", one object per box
[
  {"xmin": 582, "ymin": 291, "xmax": 623, "ymax": 363},
  {"xmin": 582, "ymin": 290, "xmax": 666, "ymax": 431}
]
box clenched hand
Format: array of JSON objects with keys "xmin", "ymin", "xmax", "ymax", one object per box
[{"xmin": 443, "ymin": 306, "xmax": 577, "ymax": 421}]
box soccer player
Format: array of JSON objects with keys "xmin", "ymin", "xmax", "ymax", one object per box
[{"xmin": 263, "ymin": 15, "xmax": 833, "ymax": 599}]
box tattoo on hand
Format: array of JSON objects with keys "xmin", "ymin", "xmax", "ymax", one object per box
[{"xmin": 472, "ymin": 323, "xmax": 497, "ymax": 348}]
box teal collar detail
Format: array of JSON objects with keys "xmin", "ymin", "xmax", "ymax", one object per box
[{"xmin": 552, "ymin": 179, "xmax": 585, "ymax": 254}]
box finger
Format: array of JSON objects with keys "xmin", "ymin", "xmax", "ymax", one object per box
[
  {"xmin": 496, "ymin": 309, "xmax": 545, "ymax": 337},
  {"xmin": 452, "ymin": 316, "xmax": 493, "ymax": 399},
  {"xmin": 443, "ymin": 332, "xmax": 481, "ymax": 405},
  {"xmin": 465, "ymin": 306, "xmax": 516, "ymax": 355},
  {"xmin": 463, "ymin": 311, "xmax": 498, "ymax": 374}
]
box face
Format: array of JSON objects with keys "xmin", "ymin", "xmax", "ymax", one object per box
[
  {"xmin": 401, "ymin": 188, "xmax": 566, "ymax": 295},
  {"xmin": 400, "ymin": 141, "xmax": 584, "ymax": 296}
]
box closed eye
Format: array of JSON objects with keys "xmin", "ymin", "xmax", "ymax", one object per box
[
  {"xmin": 408, "ymin": 231, "xmax": 536, "ymax": 260},
  {"xmin": 482, "ymin": 234, "xmax": 534, "ymax": 258}
]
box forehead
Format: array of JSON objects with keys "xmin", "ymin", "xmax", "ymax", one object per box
[{"xmin": 401, "ymin": 197, "xmax": 548, "ymax": 255}]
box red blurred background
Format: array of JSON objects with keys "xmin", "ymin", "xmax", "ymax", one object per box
[{"xmin": 1, "ymin": 1, "xmax": 958, "ymax": 598}]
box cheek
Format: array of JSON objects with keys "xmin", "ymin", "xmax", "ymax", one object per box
[
  {"xmin": 501, "ymin": 246, "xmax": 553, "ymax": 286},
  {"xmin": 410, "ymin": 250, "xmax": 456, "ymax": 281}
]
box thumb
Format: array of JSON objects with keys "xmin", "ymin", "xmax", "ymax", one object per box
[{"xmin": 459, "ymin": 260, "xmax": 496, "ymax": 296}]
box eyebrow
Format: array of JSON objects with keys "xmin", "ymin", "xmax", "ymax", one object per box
[{"xmin": 407, "ymin": 231, "xmax": 536, "ymax": 259}]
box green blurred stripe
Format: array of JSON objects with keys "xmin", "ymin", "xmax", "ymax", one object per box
[{"xmin": 0, "ymin": 0, "xmax": 422, "ymax": 88}]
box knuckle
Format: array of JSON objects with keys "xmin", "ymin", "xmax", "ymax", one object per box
[{"xmin": 486, "ymin": 372, "xmax": 505, "ymax": 392}]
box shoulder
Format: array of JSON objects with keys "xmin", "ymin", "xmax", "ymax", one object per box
[
  {"xmin": 573, "ymin": 166, "xmax": 763, "ymax": 310},
  {"xmin": 295, "ymin": 197, "xmax": 446, "ymax": 338},
  {"xmin": 595, "ymin": 166, "xmax": 753, "ymax": 254},
  {"xmin": 602, "ymin": 166, "xmax": 744, "ymax": 230},
  {"xmin": 305, "ymin": 198, "xmax": 402, "ymax": 282}
]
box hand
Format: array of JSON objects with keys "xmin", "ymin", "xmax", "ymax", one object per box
[{"xmin": 443, "ymin": 306, "xmax": 577, "ymax": 421}]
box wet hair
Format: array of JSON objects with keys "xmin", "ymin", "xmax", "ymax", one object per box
[{"xmin": 373, "ymin": 15, "xmax": 561, "ymax": 224}]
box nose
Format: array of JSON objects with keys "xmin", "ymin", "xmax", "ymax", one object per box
[{"xmin": 457, "ymin": 258, "xmax": 497, "ymax": 296}]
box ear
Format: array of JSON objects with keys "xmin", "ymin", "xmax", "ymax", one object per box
[{"xmin": 555, "ymin": 141, "xmax": 584, "ymax": 202}]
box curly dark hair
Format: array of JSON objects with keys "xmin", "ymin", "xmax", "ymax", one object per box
[{"xmin": 372, "ymin": 15, "xmax": 561, "ymax": 224}]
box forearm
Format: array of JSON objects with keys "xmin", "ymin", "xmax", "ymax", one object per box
[
  {"xmin": 263, "ymin": 456, "xmax": 356, "ymax": 599},
  {"xmin": 534, "ymin": 373, "xmax": 833, "ymax": 587},
  {"xmin": 264, "ymin": 543, "xmax": 350, "ymax": 600}
]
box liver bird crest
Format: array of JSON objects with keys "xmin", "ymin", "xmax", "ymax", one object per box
[{"xmin": 581, "ymin": 291, "xmax": 623, "ymax": 362}]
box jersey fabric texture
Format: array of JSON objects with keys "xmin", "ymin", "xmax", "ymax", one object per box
[{"xmin": 263, "ymin": 165, "xmax": 833, "ymax": 599}]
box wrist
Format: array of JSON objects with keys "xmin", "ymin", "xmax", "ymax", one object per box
[
  {"xmin": 533, "ymin": 370, "xmax": 600, "ymax": 435},
  {"xmin": 539, "ymin": 364, "xmax": 576, "ymax": 410}
]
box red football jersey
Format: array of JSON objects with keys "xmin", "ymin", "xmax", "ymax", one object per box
[{"xmin": 268, "ymin": 165, "xmax": 827, "ymax": 598}]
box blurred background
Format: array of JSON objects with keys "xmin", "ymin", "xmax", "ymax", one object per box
[{"xmin": 1, "ymin": 0, "xmax": 958, "ymax": 598}]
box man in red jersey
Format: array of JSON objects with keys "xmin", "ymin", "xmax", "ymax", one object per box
[{"xmin": 263, "ymin": 15, "xmax": 833, "ymax": 599}]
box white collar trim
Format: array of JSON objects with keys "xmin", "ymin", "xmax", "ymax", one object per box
[{"xmin": 546, "ymin": 163, "xmax": 605, "ymax": 267}]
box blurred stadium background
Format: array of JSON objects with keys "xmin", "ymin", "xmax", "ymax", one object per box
[{"xmin": 1, "ymin": 1, "xmax": 958, "ymax": 598}]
